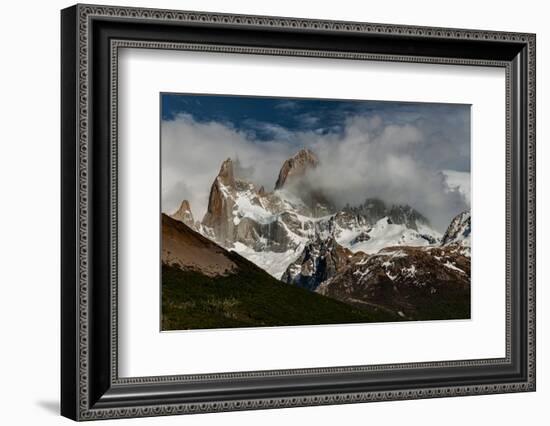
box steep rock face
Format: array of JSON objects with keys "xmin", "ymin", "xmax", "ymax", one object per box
[
  {"xmin": 317, "ymin": 245, "xmax": 470, "ymax": 320},
  {"xmin": 281, "ymin": 236, "xmax": 353, "ymax": 291},
  {"xmin": 272, "ymin": 149, "xmax": 332, "ymax": 216},
  {"xmin": 162, "ymin": 214, "xmax": 237, "ymax": 276},
  {"xmin": 233, "ymin": 216, "xmax": 292, "ymax": 252},
  {"xmin": 171, "ymin": 199, "xmax": 196, "ymax": 228},
  {"xmin": 274, "ymin": 148, "xmax": 319, "ymax": 190},
  {"xmin": 441, "ymin": 210, "xmax": 471, "ymax": 246},
  {"xmin": 216, "ymin": 157, "xmax": 236, "ymax": 187},
  {"xmin": 200, "ymin": 154, "xmax": 335, "ymax": 256},
  {"xmin": 201, "ymin": 158, "xmax": 239, "ymax": 245}
]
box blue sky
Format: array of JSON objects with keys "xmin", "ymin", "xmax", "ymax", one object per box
[
  {"xmin": 161, "ymin": 93, "xmax": 470, "ymax": 172},
  {"xmin": 161, "ymin": 93, "xmax": 471, "ymax": 230}
]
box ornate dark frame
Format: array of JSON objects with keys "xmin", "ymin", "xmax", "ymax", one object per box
[{"xmin": 61, "ymin": 4, "xmax": 536, "ymax": 421}]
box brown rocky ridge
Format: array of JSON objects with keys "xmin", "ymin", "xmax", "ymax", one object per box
[{"xmin": 162, "ymin": 213, "xmax": 237, "ymax": 277}]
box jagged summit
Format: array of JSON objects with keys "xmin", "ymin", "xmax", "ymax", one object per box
[
  {"xmin": 171, "ymin": 199, "xmax": 195, "ymax": 228},
  {"xmin": 274, "ymin": 148, "xmax": 319, "ymax": 190},
  {"xmin": 441, "ymin": 211, "xmax": 471, "ymax": 246},
  {"xmin": 216, "ymin": 158, "xmax": 236, "ymax": 188}
]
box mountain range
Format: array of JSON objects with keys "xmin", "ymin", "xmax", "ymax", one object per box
[{"xmin": 164, "ymin": 148, "xmax": 471, "ymax": 327}]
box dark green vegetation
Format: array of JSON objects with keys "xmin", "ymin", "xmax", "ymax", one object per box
[
  {"xmin": 412, "ymin": 294, "xmax": 470, "ymax": 321},
  {"xmin": 161, "ymin": 252, "xmax": 399, "ymax": 331}
]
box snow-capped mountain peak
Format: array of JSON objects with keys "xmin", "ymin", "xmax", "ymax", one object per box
[{"xmin": 168, "ymin": 152, "xmax": 463, "ymax": 280}]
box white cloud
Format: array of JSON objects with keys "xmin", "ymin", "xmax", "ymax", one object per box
[
  {"xmin": 161, "ymin": 114, "xmax": 296, "ymax": 219},
  {"xmin": 162, "ymin": 113, "xmax": 470, "ymax": 231}
]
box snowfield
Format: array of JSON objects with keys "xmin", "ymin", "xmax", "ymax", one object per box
[
  {"xmin": 231, "ymin": 242, "xmax": 303, "ymax": 279},
  {"xmin": 336, "ymin": 217, "xmax": 441, "ymax": 254},
  {"xmin": 229, "ymin": 210, "xmax": 446, "ymax": 278},
  {"xmin": 233, "ymin": 190, "xmax": 277, "ymax": 225}
]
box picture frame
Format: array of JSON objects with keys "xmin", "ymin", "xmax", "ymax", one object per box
[{"xmin": 61, "ymin": 3, "xmax": 536, "ymax": 421}]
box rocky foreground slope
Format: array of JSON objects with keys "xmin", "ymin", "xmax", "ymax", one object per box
[
  {"xmin": 161, "ymin": 214, "xmax": 398, "ymax": 330},
  {"xmin": 162, "ymin": 214, "xmax": 237, "ymax": 276}
]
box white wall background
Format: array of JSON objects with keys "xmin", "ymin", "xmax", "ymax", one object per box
[{"xmin": 0, "ymin": 0, "xmax": 546, "ymax": 424}]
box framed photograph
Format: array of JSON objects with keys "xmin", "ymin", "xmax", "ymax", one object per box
[{"xmin": 61, "ymin": 4, "xmax": 536, "ymax": 421}]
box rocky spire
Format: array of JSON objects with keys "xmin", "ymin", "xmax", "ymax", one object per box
[
  {"xmin": 274, "ymin": 149, "xmax": 318, "ymax": 190},
  {"xmin": 216, "ymin": 158, "xmax": 236, "ymax": 188},
  {"xmin": 202, "ymin": 158, "xmax": 237, "ymax": 245},
  {"xmin": 171, "ymin": 199, "xmax": 195, "ymax": 228}
]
